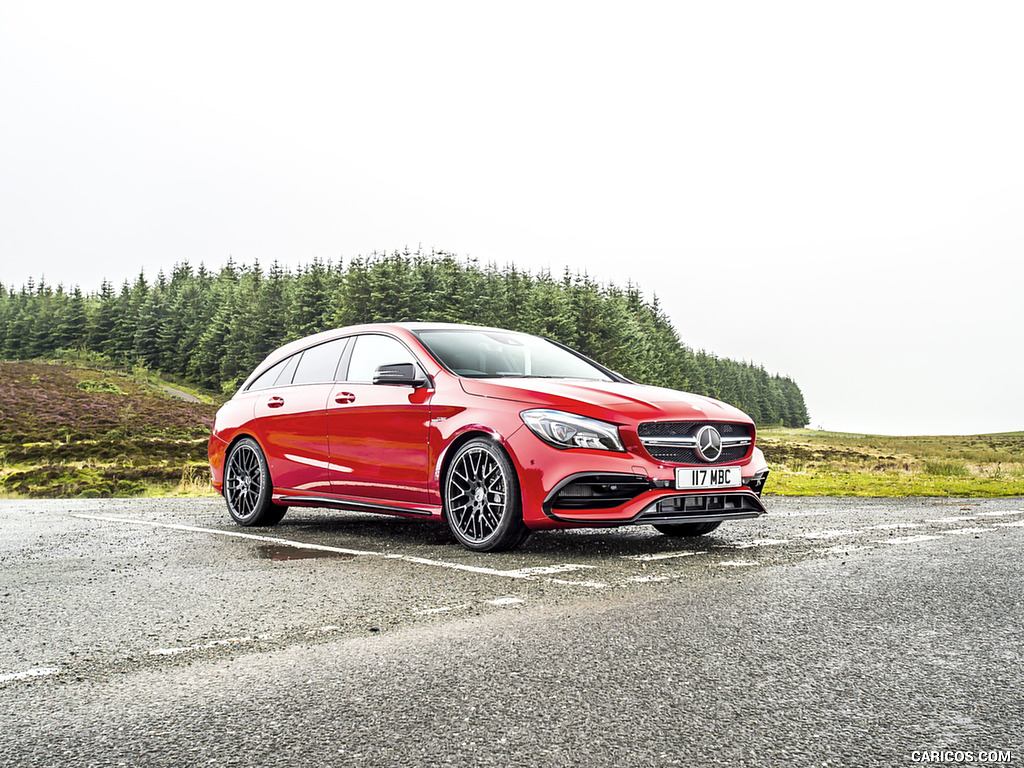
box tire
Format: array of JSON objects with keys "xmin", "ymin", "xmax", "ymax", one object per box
[
  {"xmin": 223, "ymin": 437, "xmax": 288, "ymax": 527},
  {"xmin": 653, "ymin": 521, "xmax": 722, "ymax": 537},
  {"xmin": 443, "ymin": 438, "xmax": 530, "ymax": 552}
]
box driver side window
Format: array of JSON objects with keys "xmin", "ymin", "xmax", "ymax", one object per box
[{"xmin": 344, "ymin": 335, "xmax": 418, "ymax": 383}]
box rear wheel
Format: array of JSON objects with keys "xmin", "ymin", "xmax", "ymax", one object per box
[
  {"xmin": 443, "ymin": 439, "xmax": 530, "ymax": 552},
  {"xmin": 224, "ymin": 437, "xmax": 287, "ymax": 527},
  {"xmin": 653, "ymin": 521, "xmax": 722, "ymax": 537}
]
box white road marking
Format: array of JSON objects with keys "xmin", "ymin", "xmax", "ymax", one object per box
[
  {"xmin": 799, "ymin": 529, "xmax": 859, "ymax": 539},
  {"xmin": 994, "ymin": 520, "xmax": 1024, "ymax": 528},
  {"xmin": 941, "ymin": 527, "xmax": 991, "ymax": 536},
  {"xmin": 545, "ymin": 578, "xmax": 608, "ymax": 588},
  {"xmin": 73, "ymin": 514, "xmax": 605, "ymax": 588},
  {"xmin": 717, "ymin": 560, "xmax": 759, "ymax": 567},
  {"xmin": 976, "ymin": 510, "xmax": 1024, "ymax": 517},
  {"xmin": 74, "ymin": 514, "xmax": 381, "ymax": 555},
  {"xmin": 627, "ymin": 575, "xmax": 673, "ymax": 583},
  {"xmin": 418, "ymin": 597, "xmax": 524, "ymax": 615},
  {"xmin": 623, "ymin": 551, "xmax": 699, "ymax": 562},
  {"xmin": 415, "ymin": 604, "xmax": 471, "ymax": 615},
  {"xmin": 873, "ymin": 535, "xmax": 942, "ymax": 545},
  {"xmin": 926, "ymin": 516, "xmax": 978, "ymax": 523},
  {"xmin": 395, "ymin": 554, "xmax": 546, "ymax": 578},
  {"xmin": 149, "ymin": 636, "xmax": 254, "ymax": 656},
  {"xmin": 0, "ymin": 666, "xmax": 61, "ymax": 684},
  {"xmin": 500, "ymin": 564, "xmax": 594, "ymax": 578},
  {"xmin": 865, "ymin": 523, "xmax": 923, "ymax": 531},
  {"xmin": 813, "ymin": 545, "xmax": 875, "ymax": 556},
  {"xmin": 728, "ymin": 538, "xmax": 792, "ymax": 549}
]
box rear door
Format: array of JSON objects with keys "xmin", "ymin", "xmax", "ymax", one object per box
[{"xmin": 254, "ymin": 338, "xmax": 348, "ymax": 495}]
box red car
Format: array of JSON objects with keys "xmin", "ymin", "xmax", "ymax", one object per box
[{"xmin": 209, "ymin": 323, "xmax": 769, "ymax": 551}]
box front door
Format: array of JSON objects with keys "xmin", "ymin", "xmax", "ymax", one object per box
[{"xmin": 327, "ymin": 334, "xmax": 431, "ymax": 505}]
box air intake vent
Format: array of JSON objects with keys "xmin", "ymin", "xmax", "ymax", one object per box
[{"xmin": 548, "ymin": 474, "xmax": 652, "ymax": 511}]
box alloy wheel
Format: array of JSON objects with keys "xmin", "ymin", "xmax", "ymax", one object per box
[
  {"xmin": 446, "ymin": 445, "xmax": 509, "ymax": 544},
  {"xmin": 225, "ymin": 442, "xmax": 264, "ymax": 521}
]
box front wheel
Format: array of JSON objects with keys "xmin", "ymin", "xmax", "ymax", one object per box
[
  {"xmin": 653, "ymin": 521, "xmax": 722, "ymax": 537},
  {"xmin": 223, "ymin": 437, "xmax": 288, "ymax": 527},
  {"xmin": 443, "ymin": 438, "xmax": 530, "ymax": 552}
]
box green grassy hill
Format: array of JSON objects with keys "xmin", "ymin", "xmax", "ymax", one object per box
[{"xmin": 0, "ymin": 360, "xmax": 218, "ymax": 497}]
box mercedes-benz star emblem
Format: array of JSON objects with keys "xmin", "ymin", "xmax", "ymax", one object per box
[{"xmin": 695, "ymin": 425, "xmax": 723, "ymax": 462}]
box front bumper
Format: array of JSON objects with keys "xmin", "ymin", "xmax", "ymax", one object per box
[
  {"xmin": 543, "ymin": 477, "xmax": 766, "ymax": 527},
  {"xmin": 504, "ymin": 426, "xmax": 769, "ymax": 530}
]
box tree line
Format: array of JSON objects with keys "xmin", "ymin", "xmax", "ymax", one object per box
[{"xmin": 0, "ymin": 250, "xmax": 809, "ymax": 427}]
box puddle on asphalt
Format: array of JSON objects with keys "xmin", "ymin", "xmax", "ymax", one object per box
[{"xmin": 256, "ymin": 544, "xmax": 356, "ymax": 562}]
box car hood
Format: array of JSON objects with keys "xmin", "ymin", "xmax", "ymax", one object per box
[{"xmin": 458, "ymin": 378, "xmax": 751, "ymax": 425}]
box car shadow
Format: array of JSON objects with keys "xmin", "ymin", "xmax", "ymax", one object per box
[{"xmin": 272, "ymin": 507, "xmax": 725, "ymax": 562}]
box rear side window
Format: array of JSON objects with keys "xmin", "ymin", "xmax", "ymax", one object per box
[
  {"xmin": 247, "ymin": 358, "xmax": 288, "ymax": 391},
  {"xmin": 292, "ymin": 338, "xmax": 348, "ymax": 385},
  {"xmin": 248, "ymin": 353, "xmax": 301, "ymax": 391},
  {"xmin": 275, "ymin": 354, "xmax": 301, "ymax": 386}
]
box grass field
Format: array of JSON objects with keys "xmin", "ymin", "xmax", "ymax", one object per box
[
  {"xmin": 1, "ymin": 360, "xmax": 1021, "ymax": 499},
  {"xmin": 759, "ymin": 428, "xmax": 1024, "ymax": 497}
]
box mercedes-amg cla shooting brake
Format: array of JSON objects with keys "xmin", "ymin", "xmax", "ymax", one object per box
[{"xmin": 209, "ymin": 323, "xmax": 770, "ymax": 551}]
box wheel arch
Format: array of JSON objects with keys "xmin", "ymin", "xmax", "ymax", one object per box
[
  {"xmin": 225, "ymin": 430, "xmax": 267, "ymax": 459},
  {"xmin": 436, "ymin": 429, "xmax": 522, "ymax": 515},
  {"xmin": 439, "ymin": 431, "xmax": 530, "ymax": 551},
  {"xmin": 222, "ymin": 431, "xmax": 275, "ymax": 486}
]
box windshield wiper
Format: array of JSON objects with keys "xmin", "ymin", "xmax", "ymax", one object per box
[{"xmin": 505, "ymin": 375, "xmax": 604, "ymax": 380}]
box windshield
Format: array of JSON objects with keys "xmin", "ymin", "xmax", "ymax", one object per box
[{"xmin": 415, "ymin": 329, "xmax": 614, "ymax": 381}]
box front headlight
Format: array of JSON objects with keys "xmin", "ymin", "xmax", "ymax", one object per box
[{"xmin": 520, "ymin": 409, "xmax": 625, "ymax": 452}]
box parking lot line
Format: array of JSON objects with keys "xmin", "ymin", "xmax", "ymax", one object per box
[
  {"xmin": 72, "ymin": 514, "xmax": 607, "ymax": 588},
  {"xmin": 873, "ymin": 534, "xmax": 943, "ymax": 545},
  {"xmin": 0, "ymin": 666, "xmax": 61, "ymax": 685},
  {"xmin": 623, "ymin": 551, "xmax": 699, "ymax": 562}
]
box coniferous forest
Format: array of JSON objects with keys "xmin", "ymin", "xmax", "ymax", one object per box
[{"xmin": 0, "ymin": 250, "xmax": 809, "ymax": 427}]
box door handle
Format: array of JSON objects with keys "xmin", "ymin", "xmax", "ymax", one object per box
[
  {"xmin": 335, "ymin": 392, "xmax": 356, "ymax": 405},
  {"xmin": 267, "ymin": 396, "xmax": 285, "ymax": 408}
]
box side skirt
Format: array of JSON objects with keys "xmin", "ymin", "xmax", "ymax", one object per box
[{"xmin": 278, "ymin": 495, "xmax": 439, "ymax": 518}]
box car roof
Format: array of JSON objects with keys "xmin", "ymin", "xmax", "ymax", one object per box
[
  {"xmin": 236, "ymin": 322, "xmax": 527, "ymax": 393},
  {"xmin": 393, "ymin": 322, "xmax": 527, "ymax": 334}
]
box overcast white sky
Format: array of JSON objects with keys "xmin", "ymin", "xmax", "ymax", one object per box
[{"xmin": 2, "ymin": 1, "xmax": 1021, "ymax": 435}]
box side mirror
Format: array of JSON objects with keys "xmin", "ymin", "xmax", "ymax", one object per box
[{"xmin": 373, "ymin": 362, "xmax": 428, "ymax": 388}]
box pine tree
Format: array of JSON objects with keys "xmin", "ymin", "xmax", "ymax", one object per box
[
  {"xmin": 5, "ymin": 252, "xmax": 812, "ymax": 426},
  {"xmin": 52, "ymin": 285, "xmax": 87, "ymax": 351},
  {"xmin": 132, "ymin": 285, "xmax": 168, "ymax": 368},
  {"xmin": 522, "ymin": 269, "xmax": 573, "ymax": 343},
  {"xmin": 27, "ymin": 278, "xmax": 56, "ymax": 358},
  {"xmin": 290, "ymin": 259, "xmax": 333, "ymax": 337},
  {"xmin": 3, "ymin": 283, "xmax": 34, "ymax": 357}
]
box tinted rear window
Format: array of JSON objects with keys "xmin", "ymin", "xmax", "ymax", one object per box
[
  {"xmin": 248, "ymin": 358, "xmax": 288, "ymax": 391},
  {"xmin": 292, "ymin": 338, "xmax": 348, "ymax": 384}
]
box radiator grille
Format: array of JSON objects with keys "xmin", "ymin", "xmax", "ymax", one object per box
[{"xmin": 637, "ymin": 422, "xmax": 752, "ymax": 465}]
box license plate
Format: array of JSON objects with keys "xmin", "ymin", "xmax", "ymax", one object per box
[{"xmin": 675, "ymin": 466, "xmax": 742, "ymax": 490}]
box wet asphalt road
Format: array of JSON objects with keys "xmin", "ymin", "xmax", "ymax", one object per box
[{"xmin": 1, "ymin": 497, "xmax": 1022, "ymax": 768}]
